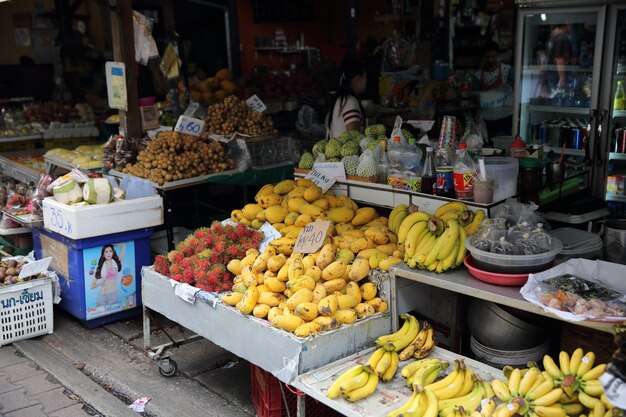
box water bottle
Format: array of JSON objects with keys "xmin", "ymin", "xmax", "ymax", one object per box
[
  {"xmin": 401, "ymin": 138, "xmax": 422, "ymax": 192},
  {"xmin": 387, "ymin": 136, "xmax": 404, "ymax": 187},
  {"xmin": 377, "ymin": 139, "xmax": 390, "ymax": 184}
]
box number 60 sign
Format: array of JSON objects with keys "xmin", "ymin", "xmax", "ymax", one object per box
[{"xmin": 174, "ymin": 115, "xmax": 205, "ymax": 136}]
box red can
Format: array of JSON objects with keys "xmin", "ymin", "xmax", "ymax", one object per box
[{"xmin": 616, "ymin": 128, "xmax": 626, "ymax": 153}]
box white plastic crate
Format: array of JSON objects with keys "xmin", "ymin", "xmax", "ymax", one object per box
[{"xmin": 0, "ymin": 277, "xmax": 54, "ymax": 346}]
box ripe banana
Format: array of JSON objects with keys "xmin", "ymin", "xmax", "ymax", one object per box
[
  {"xmin": 426, "ymin": 360, "xmax": 464, "ymax": 392},
  {"xmin": 534, "ymin": 405, "xmax": 568, "ymax": 417},
  {"xmin": 526, "ymin": 379, "xmax": 556, "ymax": 401},
  {"xmin": 576, "ymin": 352, "xmax": 596, "ymax": 378},
  {"xmin": 455, "ymin": 226, "xmax": 467, "ymax": 267},
  {"xmin": 464, "ymin": 209, "xmax": 485, "ymax": 236},
  {"xmin": 408, "ymin": 361, "xmax": 448, "ymax": 387},
  {"xmin": 401, "ymin": 358, "xmax": 442, "ymax": 379},
  {"xmin": 492, "ymin": 379, "xmax": 513, "ymax": 402},
  {"xmin": 543, "ymin": 355, "xmax": 564, "ymax": 380},
  {"xmin": 387, "ymin": 386, "xmax": 420, "ymax": 417},
  {"xmin": 580, "ymin": 364, "xmax": 606, "ymax": 382},
  {"xmin": 326, "ymin": 364, "xmax": 363, "ymax": 399},
  {"xmin": 559, "ymin": 351, "xmax": 571, "ymax": 376},
  {"xmin": 399, "ymin": 321, "xmax": 429, "ymax": 361},
  {"xmin": 578, "ymin": 391, "xmax": 601, "ymax": 409},
  {"xmin": 424, "ymin": 226, "xmax": 451, "ymax": 266},
  {"xmin": 531, "ymin": 388, "xmax": 564, "ymax": 407},
  {"xmin": 398, "ymin": 212, "xmax": 431, "ymax": 246},
  {"xmin": 343, "ymin": 367, "xmax": 379, "ymax": 401},
  {"xmin": 404, "ymin": 221, "xmax": 429, "ymax": 258},
  {"xmin": 381, "ymin": 351, "xmax": 399, "ymax": 382},
  {"xmin": 518, "ymin": 367, "xmax": 541, "ymax": 397},
  {"xmin": 434, "ymin": 202, "xmax": 469, "ymax": 218},
  {"xmin": 569, "ymin": 348, "xmax": 584, "ymax": 376},
  {"xmin": 508, "ymin": 368, "xmax": 522, "ymax": 398},
  {"xmin": 422, "ymin": 387, "xmax": 441, "ymax": 417},
  {"xmin": 439, "ymin": 380, "xmax": 485, "ymax": 415},
  {"xmin": 375, "ymin": 350, "xmax": 392, "ymax": 376},
  {"xmin": 376, "ymin": 313, "xmax": 412, "ymax": 346},
  {"xmin": 340, "ymin": 368, "xmax": 371, "ymax": 393},
  {"xmin": 389, "ymin": 314, "xmax": 420, "ymax": 352},
  {"xmin": 414, "ymin": 322, "xmax": 436, "ymax": 359},
  {"xmin": 580, "ymin": 379, "xmax": 604, "ymax": 397},
  {"xmin": 481, "ymin": 398, "xmax": 497, "ymax": 417},
  {"xmin": 389, "ymin": 204, "xmax": 408, "ymax": 233},
  {"xmin": 438, "ymin": 220, "xmax": 460, "ymax": 261},
  {"xmin": 431, "ymin": 367, "xmax": 466, "ymax": 400},
  {"xmin": 367, "ymin": 347, "xmax": 387, "ymax": 369}
]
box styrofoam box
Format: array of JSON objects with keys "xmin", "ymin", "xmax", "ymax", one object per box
[
  {"xmin": 0, "ymin": 276, "xmax": 54, "ymax": 346},
  {"xmin": 142, "ymin": 267, "xmax": 393, "ymax": 383},
  {"xmin": 42, "ymin": 195, "xmax": 163, "ymax": 240}
]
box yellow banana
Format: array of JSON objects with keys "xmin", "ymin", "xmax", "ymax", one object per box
[
  {"xmin": 340, "ymin": 368, "xmax": 371, "ymax": 393},
  {"xmin": 376, "ymin": 314, "xmax": 412, "ymax": 346},
  {"xmin": 492, "ymin": 379, "xmax": 512, "ymax": 402},
  {"xmin": 580, "ymin": 380, "xmax": 604, "ymax": 397},
  {"xmin": 531, "ymin": 388, "xmax": 564, "ymax": 407},
  {"xmin": 464, "ymin": 209, "xmax": 485, "ymax": 236},
  {"xmin": 569, "ymin": 348, "xmax": 584, "ymax": 376},
  {"xmin": 389, "ymin": 204, "xmax": 408, "ymax": 232},
  {"xmin": 404, "ymin": 221, "xmax": 429, "ymax": 258},
  {"xmin": 438, "ymin": 220, "xmax": 460, "ymax": 261},
  {"xmin": 481, "ymin": 398, "xmax": 497, "ymax": 417},
  {"xmin": 592, "ymin": 400, "xmax": 606, "ymax": 417},
  {"xmin": 441, "ymin": 243, "xmax": 460, "ymax": 272},
  {"xmin": 439, "ymin": 381, "xmax": 485, "ymax": 413},
  {"xmin": 526, "ymin": 379, "xmax": 556, "ymax": 401},
  {"xmin": 581, "ymin": 364, "xmax": 606, "ymax": 381},
  {"xmin": 508, "ymin": 368, "xmax": 522, "ymax": 397},
  {"xmin": 399, "ymin": 325, "xmax": 428, "ymax": 361},
  {"xmin": 578, "ymin": 391, "xmax": 600, "ymax": 409},
  {"xmin": 387, "ymin": 387, "xmax": 420, "ymax": 417},
  {"xmin": 560, "ymin": 403, "xmax": 584, "ymax": 416},
  {"xmin": 389, "ymin": 314, "xmax": 420, "ymax": 352},
  {"xmin": 425, "ymin": 361, "xmax": 462, "ymax": 392},
  {"xmin": 409, "ymin": 362, "xmax": 447, "ymax": 387},
  {"xmin": 326, "ymin": 365, "xmax": 364, "ymax": 399},
  {"xmin": 367, "ymin": 347, "xmax": 387, "ymax": 370},
  {"xmin": 391, "ymin": 209, "xmax": 410, "ymax": 235},
  {"xmin": 422, "ymin": 387, "xmax": 441, "ymax": 417},
  {"xmin": 382, "ymin": 351, "xmax": 399, "ymax": 382},
  {"xmin": 410, "ymin": 234, "xmax": 437, "ymax": 267},
  {"xmin": 435, "ymin": 202, "xmax": 468, "ymax": 218},
  {"xmin": 576, "ymin": 352, "xmax": 596, "ymax": 378},
  {"xmin": 528, "ymin": 374, "xmax": 547, "ymax": 394},
  {"xmin": 600, "ymin": 394, "xmax": 614, "ymax": 410},
  {"xmin": 482, "ymin": 380, "xmax": 495, "ymax": 398},
  {"xmin": 519, "ymin": 367, "xmax": 541, "ymax": 397},
  {"xmin": 457, "ymin": 368, "xmax": 476, "ymax": 397},
  {"xmin": 401, "ymin": 358, "xmax": 441, "ymax": 379},
  {"xmin": 559, "ymin": 351, "xmax": 571, "ymax": 376},
  {"xmin": 413, "ymin": 323, "xmax": 436, "ymax": 359},
  {"xmin": 343, "ymin": 368, "xmax": 379, "ymax": 401},
  {"xmin": 424, "ymin": 227, "xmax": 451, "ymax": 266},
  {"xmin": 455, "ymin": 226, "xmax": 467, "ymax": 267},
  {"xmin": 406, "ymin": 388, "xmax": 428, "ymax": 415},
  {"xmin": 534, "ymin": 405, "xmax": 568, "ymax": 417},
  {"xmin": 398, "ymin": 212, "xmax": 431, "ymax": 246},
  {"xmin": 375, "ymin": 351, "xmax": 392, "ymax": 377},
  {"xmin": 431, "ymin": 368, "xmax": 466, "ymax": 400},
  {"xmin": 543, "ymin": 355, "xmax": 564, "ymax": 380},
  {"xmin": 440, "ymin": 211, "xmax": 461, "ymax": 222}
]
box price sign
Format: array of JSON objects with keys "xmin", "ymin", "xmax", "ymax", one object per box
[
  {"xmin": 18, "ymin": 257, "xmax": 52, "ymax": 279},
  {"xmin": 46, "ymin": 206, "xmax": 73, "ymax": 236},
  {"xmin": 304, "ymin": 169, "xmax": 336, "ymax": 193},
  {"xmin": 293, "ymin": 221, "xmax": 330, "ymax": 254},
  {"xmin": 174, "ymin": 283, "xmax": 200, "ymax": 304},
  {"xmin": 105, "ymin": 62, "xmax": 127, "ymax": 110},
  {"xmin": 246, "ymin": 94, "xmax": 267, "ymax": 113},
  {"xmin": 259, "ymin": 222, "xmax": 281, "ymax": 252},
  {"xmin": 174, "ymin": 115, "xmax": 205, "ymax": 136}
]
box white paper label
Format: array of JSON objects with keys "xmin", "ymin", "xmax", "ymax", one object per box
[
  {"xmin": 174, "ymin": 115, "xmax": 205, "ymax": 136},
  {"xmin": 600, "ymin": 372, "xmax": 626, "ymax": 409},
  {"xmin": 293, "ymin": 221, "xmax": 330, "ymax": 254},
  {"xmin": 105, "ymin": 62, "xmax": 127, "ymax": 111},
  {"xmin": 18, "ymin": 257, "xmax": 52, "ymax": 279},
  {"xmin": 259, "ymin": 222, "xmax": 282, "ymax": 252},
  {"xmin": 246, "ymin": 94, "xmax": 267, "ymax": 113},
  {"xmin": 304, "ymin": 169, "xmax": 336, "ymax": 193},
  {"xmin": 174, "ymin": 283, "xmax": 200, "ymax": 304}
]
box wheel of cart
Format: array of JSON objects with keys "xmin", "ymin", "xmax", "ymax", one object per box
[{"xmin": 143, "ymin": 307, "xmax": 202, "ymax": 377}]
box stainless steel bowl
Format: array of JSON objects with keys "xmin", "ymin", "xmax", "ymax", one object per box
[{"xmin": 468, "ymin": 300, "xmax": 549, "ymax": 350}]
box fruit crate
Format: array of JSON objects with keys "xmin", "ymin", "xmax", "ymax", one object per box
[
  {"xmin": 250, "ymin": 364, "xmax": 343, "ymax": 417},
  {"xmin": 244, "ymin": 136, "xmax": 300, "ymax": 168},
  {"xmin": 0, "ymin": 275, "xmax": 54, "ymax": 347}
]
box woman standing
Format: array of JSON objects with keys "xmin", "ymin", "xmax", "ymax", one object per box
[
  {"xmin": 91, "ymin": 243, "xmax": 126, "ymax": 307},
  {"xmin": 326, "ymin": 60, "xmax": 367, "ymax": 138}
]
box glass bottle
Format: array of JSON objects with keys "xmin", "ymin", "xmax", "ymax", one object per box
[
  {"xmin": 614, "ymin": 80, "xmax": 625, "ymax": 111},
  {"xmin": 420, "ymin": 146, "xmax": 436, "ymax": 195}
]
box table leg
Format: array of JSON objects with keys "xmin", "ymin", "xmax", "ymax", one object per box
[
  {"xmin": 296, "ymin": 394, "xmax": 305, "ymax": 417},
  {"xmin": 143, "ymin": 306, "xmax": 151, "ymax": 351},
  {"xmin": 163, "ymin": 191, "xmax": 175, "ymax": 251}
]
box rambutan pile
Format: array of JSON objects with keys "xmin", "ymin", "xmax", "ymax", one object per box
[{"xmin": 154, "ymin": 222, "xmax": 262, "ymax": 292}]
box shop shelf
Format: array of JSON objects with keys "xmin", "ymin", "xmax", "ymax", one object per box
[
  {"xmin": 528, "ymin": 105, "xmax": 589, "ymax": 115},
  {"xmin": 613, "ymin": 110, "xmax": 626, "ymax": 119},
  {"xmin": 542, "ymin": 146, "xmax": 586, "ymax": 157},
  {"xmin": 609, "ymin": 152, "xmax": 626, "ymax": 160},
  {"xmin": 606, "ymin": 194, "xmax": 626, "ymax": 202}
]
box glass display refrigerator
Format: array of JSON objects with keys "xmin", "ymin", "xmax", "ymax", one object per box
[{"xmin": 513, "ymin": 2, "xmax": 606, "ymax": 203}]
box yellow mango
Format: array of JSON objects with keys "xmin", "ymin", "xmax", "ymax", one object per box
[
  {"xmin": 231, "ymin": 209, "xmax": 245, "ymax": 223},
  {"xmin": 345, "ymin": 281, "xmax": 362, "ymax": 303},
  {"xmin": 255, "ymin": 209, "xmax": 266, "ymax": 222},
  {"xmin": 220, "ymin": 291, "xmax": 244, "ymax": 306},
  {"xmin": 254, "ymin": 184, "xmax": 275, "ymax": 202},
  {"xmin": 287, "ymin": 186, "xmax": 307, "ymax": 198},
  {"xmin": 242, "ymin": 203, "xmax": 264, "ymax": 221},
  {"xmin": 312, "ymin": 316, "xmax": 340, "ymax": 331},
  {"xmin": 253, "ymin": 304, "xmax": 271, "ymax": 318},
  {"xmin": 285, "ymin": 288, "xmax": 314, "ymax": 310},
  {"xmin": 250, "ymin": 219, "xmax": 264, "ymax": 229},
  {"xmin": 376, "ymin": 243, "xmax": 397, "ymax": 256},
  {"xmin": 303, "ymin": 185, "xmax": 323, "ymax": 202},
  {"xmin": 323, "ymin": 278, "xmax": 346, "ymax": 293},
  {"xmin": 337, "ymin": 294, "xmax": 359, "ymax": 309},
  {"xmin": 226, "ymin": 259, "xmax": 242, "ymax": 276},
  {"xmin": 367, "ymin": 297, "xmax": 388, "ymax": 313},
  {"xmin": 267, "ymin": 306, "xmax": 282, "ymax": 322},
  {"xmin": 360, "ymin": 282, "xmax": 377, "ymax": 301},
  {"xmin": 273, "ymin": 223, "xmax": 285, "ymax": 231},
  {"xmin": 241, "ymin": 265, "xmax": 257, "ymax": 287},
  {"xmin": 286, "ymin": 275, "xmax": 316, "ymax": 293},
  {"xmin": 317, "ymin": 294, "xmax": 338, "ymax": 316},
  {"xmin": 273, "ymin": 179, "xmax": 295, "ymax": 195},
  {"xmin": 257, "ymin": 291, "xmax": 285, "ymax": 307},
  {"xmin": 294, "ymin": 302, "xmax": 319, "ymax": 321},
  {"xmin": 236, "ymin": 286, "xmax": 260, "ymax": 315},
  {"xmin": 316, "ymin": 243, "xmax": 337, "ymax": 270},
  {"xmin": 334, "ymin": 222, "xmax": 354, "ymax": 235},
  {"xmin": 354, "ymin": 303, "xmax": 376, "ymax": 318},
  {"xmin": 352, "ymin": 207, "xmax": 378, "ymax": 226},
  {"xmin": 258, "ymin": 194, "xmax": 283, "ymax": 208},
  {"xmin": 312, "ymin": 198, "xmax": 329, "ymax": 211},
  {"xmin": 364, "ymin": 228, "xmax": 389, "ymax": 244},
  {"xmin": 304, "ymin": 265, "xmax": 322, "ymax": 282},
  {"xmin": 378, "ymin": 256, "xmax": 402, "ymax": 272},
  {"xmin": 295, "ymin": 213, "xmax": 314, "ymax": 227},
  {"xmin": 284, "ymin": 211, "xmax": 299, "ymax": 226},
  {"xmin": 264, "ymin": 206, "xmax": 289, "ymax": 224},
  {"xmin": 324, "ymin": 194, "xmax": 340, "ymax": 208},
  {"xmin": 337, "ymin": 195, "xmax": 358, "ymax": 211},
  {"xmin": 342, "ymin": 229, "xmax": 365, "ymax": 239},
  {"xmin": 321, "ymin": 261, "xmax": 347, "ymax": 281},
  {"xmin": 334, "ymin": 308, "xmax": 357, "ymax": 324},
  {"xmin": 266, "ymin": 254, "xmax": 287, "ymax": 272},
  {"xmin": 348, "ymin": 258, "xmax": 370, "ymax": 282},
  {"xmin": 295, "ymin": 178, "xmax": 316, "ymax": 188},
  {"xmin": 299, "ymin": 203, "xmax": 324, "ymax": 217},
  {"xmin": 328, "ymin": 206, "xmax": 355, "ymax": 224},
  {"xmin": 271, "ymin": 312, "xmax": 304, "ymax": 333},
  {"xmin": 294, "ymin": 321, "xmax": 322, "ymax": 338},
  {"xmin": 350, "ymin": 237, "xmax": 370, "ymax": 254},
  {"xmin": 356, "ymin": 248, "xmax": 381, "ymax": 260},
  {"xmin": 336, "ymin": 248, "xmax": 355, "ymax": 264},
  {"xmin": 264, "ymin": 276, "xmax": 286, "ymax": 293},
  {"xmin": 287, "ymin": 197, "xmax": 307, "ymax": 213},
  {"xmin": 312, "ymin": 282, "xmax": 327, "ymax": 304}
]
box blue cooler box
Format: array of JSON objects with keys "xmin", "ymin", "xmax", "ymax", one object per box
[{"xmin": 33, "ymin": 227, "xmax": 154, "ymax": 327}]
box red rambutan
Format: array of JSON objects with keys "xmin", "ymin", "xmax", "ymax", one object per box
[
  {"xmin": 172, "ymin": 273, "xmax": 183, "ymax": 282},
  {"xmin": 226, "ymin": 245, "xmax": 241, "ymax": 258},
  {"xmin": 194, "ymin": 228, "xmax": 209, "ymax": 239},
  {"xmin": 169, "ymin": 264, "xmax": 182, "ymax": 275},
  {"xmin": 210, "ymin": 222, "xmax": 225, "ymax": 235},
  {"xmin": 154, "ymin": 263, "xmax": 170, "ymax": 276},
  {"xmin": 167, "ymin": 250, "xmax": 184, "ymax": 264},
  {"xmin": 182, "ymin": 268, "xmax": 195, "ymax": 284}
]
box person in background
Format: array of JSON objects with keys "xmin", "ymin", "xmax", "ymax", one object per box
[
  {"xmin": 326, "ymin": 59, "xmax": 367, "ymax": 138},
  {"xmin": 362, "ymin": 36, "xmax": 384, "ymax": 102},
  {"xmin": 547, "ymin": 23, "xmax": 572, "ymax": 90},
  {"xmin": 472, "ymin": 41, "xmax": 514, "ymax": 91}
]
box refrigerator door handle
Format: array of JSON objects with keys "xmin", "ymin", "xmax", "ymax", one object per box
[{"xmin": 595, "ymin": 109, "xmax": 608, "ymax": 166}]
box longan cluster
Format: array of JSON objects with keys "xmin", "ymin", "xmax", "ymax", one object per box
[
  {"xmin": 203, "ymin": 96, "xmax": 277, "ymax": 137},
  {"xmin": 122, "ymin": 132, "xmax": 234, "ymax": 185}
]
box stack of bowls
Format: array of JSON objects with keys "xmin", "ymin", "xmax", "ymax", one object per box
[{"xmin": 468, "ymin": 300, "xmax": 551, "ymax": 367}]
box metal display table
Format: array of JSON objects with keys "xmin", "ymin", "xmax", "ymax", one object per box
[{"xmin": 390, "ymin": 263, "xmax": 618, "ymax": 334}]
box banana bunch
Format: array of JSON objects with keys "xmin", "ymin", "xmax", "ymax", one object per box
[
  {"xmin": 438, "ymin": 378, "xmax": 494, "ymax": 416},
  {"xmin": 375, "ymin": 314, "xmax": 421, "ymax": 352},
  {"xmin": 433, "ymin": 202, "xmax": 485, "ymax": 237},
  {"xmin": 326, "ymin": 364, "xmax": 379, "ymax": 402},
  {"xmin": 386, "ymin": 384, "xmax": 440, "ymax": 417},
  {"xmin": 389, "ymin": 203, "xmax": 419, "ymax": 235},
  {"xmin": 367, "ymin": 347, "xmax": 400, "ymax": 382},
  {"xmin": 399, "ymin": 321, "xmax": 436, "ymax": 361},
  {"xmin": 425, "ymin": 359, "xmax": 476, "ymax": 401},
  {"xmin": 542, "ymin": 349, "xmax": 608, "ymax": 407},
  {"xmin": 402, "ymin": 358, "xmax": 449, "ymax": 387},
  {"xmin": 221, "ymin": 241, "xmax": 389, "ymax": 337}
]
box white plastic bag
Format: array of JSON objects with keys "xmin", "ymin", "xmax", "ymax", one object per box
[{"xmin": 390, "ymin": 115, "xmax": 406, "ymax": 143}]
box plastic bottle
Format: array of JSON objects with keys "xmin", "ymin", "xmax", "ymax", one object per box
[
  {"xmin": 377, "ymin": 139, "xmax": 390, "ymax": 184},
  {"xmin": 387, "ymin": 136, "xmax": 404, "ymax": 187},
  {"xmin": 401, "ymin": 138, "xmax": 422, "ymax": 192},
  {"xmin": 615, "ymin": 80, "xmax": 625, "ymax": 111},
  {"xmin": 453, "ymin": 143, "xmax": 477, "ymax": 200},
  {"xmin": 435, "ymin": 146, "xmax": 454, "ymax": 198},
  {"xmin": 420, "ymin": 146, "xmax": 436, "ymax": 194},
  {"xmin": 510, "ymin": 135, "xmax": 527, "ymax": 158}
]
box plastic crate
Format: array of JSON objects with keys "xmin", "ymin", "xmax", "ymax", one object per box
[
  {"xmin": 245, "ymin": 136, "xmax": 299, "ymax": 168},
  {"xmin": 250, "ymin": 364, "xmax": 343, "ymax": 417},
  {"xmin": 0, "ymin": 277, "xmax": 54, "ymax": 346},
  {"xmin": 0, "ymin": 233, "xmax": 33, "ymax": 256}
]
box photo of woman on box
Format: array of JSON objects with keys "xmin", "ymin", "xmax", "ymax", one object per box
[{"xmin": 91, "ymin": 243, "xmax": 126, "ymax": 307}]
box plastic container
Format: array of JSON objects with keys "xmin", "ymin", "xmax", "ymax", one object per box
[
  {"xmin": 32, "ymin": 227, "xmax": 153, "ymax": 326},
  {"xmin": 473, "ymin": 178, "xmax": 494, "ymax": 204},
  {"xmin": 464, "ymin": 255, "xmax": 528, "ymax": 286},
  {"xmin": 465, "ymin": 232, "xmax": 563, "ymax": 274},
  {"xmin": 484, "ymin": 157, "xmax": 519, "ymax": 203},
  {"xmin": 550, "ymin": 227, "xmax": 603, "ymax": 260}
]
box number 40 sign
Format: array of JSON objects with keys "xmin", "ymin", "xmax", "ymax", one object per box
[{"xmin": 293, "ymin": 221, "xmax": 330, "ymax": 254}]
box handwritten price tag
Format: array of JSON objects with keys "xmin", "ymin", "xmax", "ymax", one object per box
[
  {"xmin": 174, "ymin": 115, "xmax": 205, "ymax": 137},
  {"xmin": 293, "ymin": 221, "xmax": 330, "ymax": 254},
  {"xmin": 246, "ymin": 95, "xmax": 267, "ymax": 113},
  {"xmin": 304, "ymin": 169, "xmax": 337, "ymax": 193},
  {"xmin": 46, "ymin": 206, "xmax": 73, "ymax": 236},
  {"xmin": 259, "ymin": 222, "xmax": 281, "ymax": 252}
]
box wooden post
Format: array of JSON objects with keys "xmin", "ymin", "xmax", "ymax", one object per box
[{"xmin": 109, "ymin": 0, "xmax": 140, "ymax": 142}]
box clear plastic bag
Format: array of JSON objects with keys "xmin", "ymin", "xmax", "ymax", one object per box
[
  {"xmin": 529, "ymin": 223, "xmax": 553, "ymax": 253},
  {"xmin": 514, "ymin": 233, "xmax": 538, "ymax": 255},
  {"xmin": 491, "ymin": 236, "xmax": 514, "ymax": 254}
]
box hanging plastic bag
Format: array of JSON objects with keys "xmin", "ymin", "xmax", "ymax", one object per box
[{"xmin": 389, "ymin": 115, "xmax": 406, "ymax": 143}]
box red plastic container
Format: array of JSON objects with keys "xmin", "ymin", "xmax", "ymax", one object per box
[
  {"xmin": 463, "ymin": 255, "xmax": 529, "ymax": 286},
  {"xmin": 250, "ymin": 364, "xmax": 343, "ymax": 417}
]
